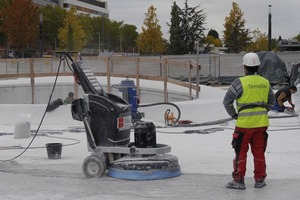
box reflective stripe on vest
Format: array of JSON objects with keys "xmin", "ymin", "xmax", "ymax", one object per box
[{"xmin": 236, "ymin": 75, "xmax": 270, "ymax": 128}]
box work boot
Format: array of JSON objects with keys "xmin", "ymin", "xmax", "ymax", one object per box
[
  {"xmin": 225, "ymin": 180, "xmax": 246, "ymax": 190},
  {"xmin": 254, "ymin": 180, "xmax": 266, "ymax": 188}
]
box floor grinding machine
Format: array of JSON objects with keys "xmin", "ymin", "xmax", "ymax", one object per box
[{"xmin": 70, "ymin": 59, "xmax": 181, "ymax": 180}]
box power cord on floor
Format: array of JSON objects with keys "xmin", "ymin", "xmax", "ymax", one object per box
[{"xmin": 0, "ymin": 55, "xmax": 67, "ymax": 162}]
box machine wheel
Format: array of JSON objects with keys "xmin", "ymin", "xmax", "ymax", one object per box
[{"xmin": 82, "ymin": 155, "xmax": 106, "ymax": 178}]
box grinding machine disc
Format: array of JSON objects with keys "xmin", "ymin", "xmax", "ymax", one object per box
[{"xmin": 107, "ymin": 154, "xmax": 181, "ymax": 180}]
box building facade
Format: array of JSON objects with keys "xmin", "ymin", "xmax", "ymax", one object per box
[{"xmin": 33, "ymin": 0, "xmax": 109, "ymax": 17}]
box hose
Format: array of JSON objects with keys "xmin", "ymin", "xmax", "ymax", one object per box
[
  {"xmin": 162, "ymin": 111, "xmax": 298, "ymax": 128},
  {"xmin": 138, "ymin": 102, "xmax": 181, "ymax": 125},
  {"xmin": 156, "ymin": 123, "xmax": 300, "ymax": 135},
  {"xmin": 170, "ymin": 117, "xmax": 233, "ymax": 127},
  {"xmin": 155, "ymin": 112, "xmax": 300, "ymax": 134},
  {"xmin": 0, "ymin": 54, "xmax": 69, "ymax": 161},
  {"xmin": 156, "ymin": 127, "xmax": 225, "ymax": 134},
  {"xmin": 0, "ymin": 134, "xmax": 80, "ymax": 151}
]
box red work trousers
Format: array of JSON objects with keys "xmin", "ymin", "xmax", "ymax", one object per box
[{"xmin": 232, "ymin": 126, "xmax": 268, "ymax": 182}]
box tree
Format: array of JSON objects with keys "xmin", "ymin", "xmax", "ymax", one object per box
[
  {"xmin": 0, "ymin": 1, "xmax": 6, "ymax": 48},
  {"xmin": 247, "ymin": 28, "xmax": 268, "ymax": 52},
  {"xmin": 40, "ymin": 5, "xmax": 66, "ymax": 52},
  {"xmin": 168, "ymin": 2, "xmax": 186, "ymax": 55},
  {"xmin": 208, "ymin": 29, "xmax": 219, "ymax": 39},
  {"xmin": 180, "ymin": 0, "xmax": 206, "ymax": 53},
  {"xmin": 78, "ymin": 14, "xmax": 95, "ymax": 54},
  {"xmin": 206, "ymin": 29, "xmax": 222, "ymax": 48},
  {"xmin": 121, "ymin": 24, "xmax": 139, "ymax": 53},
  {"xmin": 136, "ymin": 5, "xmax": 166, "ymax": 55},
  {"xmin": 205, "ymin": 36, "xmax": 222, "ymax": 49},
  {"xmin": 168, "ymin": 0, "xmax": 206, "ymax": 54},
  {"xmin": 77, "ymin": 15, "xmax": 138, "ymax": 54},
  {"xmin": 0, "ymin": 0, "xmax": 39, "ymax": 57},
  {"xmin": 58, "ymin": 6, "xmax": 86, "ymax": 52},
  {"xmin": 294, "ymin": 33, "xmax": 300, "ymax": 42},
  {"xmin": 108, "ymin": 20, "xmax": 124, "ymax": 52},
  {"xmin": 223, "ymin": 2, "xmax": 251, "ymax": 53}
]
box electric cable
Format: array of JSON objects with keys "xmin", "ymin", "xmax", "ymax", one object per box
[
  {"xmin": 156, "ymin": 124, "xmax": 300, "ymax": 134},
  {"xmin": 0, "ymin": 134, "xmax": 80, "ymax": 150},
  {"xmin": 156, "ymin": 127, "xmax": 225, "ymax": 134},
  {"xmin": 159, "ymin": 112, "xmax": 298, "ymax": 128},
  {"xmin": 170, "ymin": 117, "xmax": 233, "ymax": 127},
  {"xmin": 138, "ymin": 103, "xmax": 297, "ymax": 128},
  {"xmin": 155, "ymin": 112, "xmax": 300, "ymax": 134},
  {"xmin": 0, "ymin": 54, "xmax": 67, "ymax": 161}
]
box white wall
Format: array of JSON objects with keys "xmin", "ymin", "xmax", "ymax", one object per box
[{"xmin": 0, "ymin": 77, "xmax": 194, "ymax": 104}]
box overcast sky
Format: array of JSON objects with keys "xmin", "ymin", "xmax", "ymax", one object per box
[{"xmin": 107, "ymin": 0, "xmax": 299, "ymax": 40}]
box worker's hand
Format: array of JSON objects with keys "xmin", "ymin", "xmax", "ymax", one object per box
[
  {"xmin": 231, "ymin": 114, "xmax": 238, "ymax": 119},
  {"xmin": 291, "ymin": 103, "xmax": 295, "ymax": 109}
]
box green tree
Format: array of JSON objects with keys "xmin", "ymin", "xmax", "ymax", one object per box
[
  {"xmin": 208, "ymin": 29, "xmax": 219, "ymax": 39},
  {"xmin": 80, "ymin": 16, "xmax": 138, "ymax": 54},
  {"xmin": 108, "ymin": 20, "xmax": 123, "ymax": 52},
  {"xmin": 0, "ymin": 0, "xmax": 39, "ymax": 57},
  {"xmin": 180, "ymin": 0, "xmax": 206, "ymax": 53},
  {"xmin": 81, "ymin": 16, "xmax": 138, "ymax": 54},
  {"xmin": 100, "ymin": 17, "xmax": 112, "ymax": 51},
  {"xmin": 247, "ymin": 28, "xmax": 268, "ymax": 52},
  {"xmin": 168, "ymin": 2, "xmax": 186, "ymax": 55},
  {"xmin": 78, "ymin": 14, "xmax": 95, "ymax": 54},
  {"xmin": 40, "ymin": 5, "xmax": 66, "ymax": 52},
  {"xmin": 88, "ymin": 16, "xmax": 106, "ymax": 53},
  {"xmin": 58, "ymin": 6, "xmax": 86, "ymax": 52},
  {"xmin": 223, "ymin": 2, "xmax": 251, "ymax": 53},
  {"xmin": 294, "ymin": 33, "xmax": 300, "ymax": 42},
  {"xmin": 136, "ymin": 5, "xmax": 166, "ymax": 55},
  {"xmin": 121, "ymin": 24, "xmax": 138, "ymax": 53},
  {"xmin": 206, "ymin": 29, "xmax": 222, "ymax": 48}
]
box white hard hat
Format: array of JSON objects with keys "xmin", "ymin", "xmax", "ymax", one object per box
[{"xmin": 242, "ymin": 52, "xmax": 260, "ymax": 67}]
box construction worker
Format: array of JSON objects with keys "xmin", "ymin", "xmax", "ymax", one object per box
[
  {"xmin": 271, "ymin": 85, "xmax": 297, "ymax": 112},
  {"xmin": 223, "ymin": 52, "xmax": 275, "ymax": 190},
  {"xmin": 64, "ymin": 92, "xmax": 75, "ymax": 104}
]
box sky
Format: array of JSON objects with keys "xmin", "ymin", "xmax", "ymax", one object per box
[
  {"xmin": 107, "ymin": 0, "xmax": 300, "ymax": 40},
  {"xmin": 0, "ymin": 77, "xmax": 300, "ymax": 199}
]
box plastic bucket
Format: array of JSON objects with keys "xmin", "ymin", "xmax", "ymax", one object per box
[{"xmin": 46, "ymin": 143, "xmax": 62, "ymax": 159}]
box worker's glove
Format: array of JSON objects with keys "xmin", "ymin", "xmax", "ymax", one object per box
[
  {"xmin": 278, "ymin": 106, "xmax": 285, "ymax": 112},
  {"xmin": 231, "ymin": 114, "xmax": 238, "ymax": 119},
  {"xmin": 291, "ymin": 103, "xmax": 295, "ymax": 109}
]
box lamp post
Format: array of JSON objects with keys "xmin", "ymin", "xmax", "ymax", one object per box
[
  {"xmin": 97, "ymin": 32, "xmax": 101, "ymax": 56},
  {"xmin": 39, "ymin": 13, "xmax": 43, "ymax": 58},
  {"xmin": 268, "ymin": 5, "xmax": 272, "ymax": 51},
  {"xmin": 119, "ymin": 24, "xmax": 124, "ymax": 53},
  {"xmin": 101, "ymin": 14, "xmax": 105, "ymax": 51},
  {"xmin": 196, "ymin": 38, "xmax": 200, "ymax": 98},
  {"xmin": 120, "ymin": 35, "xmax": 122, "ymax": 53}
]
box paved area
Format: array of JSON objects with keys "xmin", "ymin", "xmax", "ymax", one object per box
[{"xmin": 1, "ymin": 170, "xmax": 299, "ymax": 200}]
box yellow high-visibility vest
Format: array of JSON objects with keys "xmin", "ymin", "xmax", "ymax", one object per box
[{"xmin": 236, "ymin": 75, "xmax": 270, "ymax": 128}]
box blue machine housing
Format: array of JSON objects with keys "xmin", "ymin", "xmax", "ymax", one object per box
[{"xmin": 119, "ymin": 79, "xmax": 138, "ymax": 121}]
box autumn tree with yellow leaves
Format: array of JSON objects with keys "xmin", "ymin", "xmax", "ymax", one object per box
[
  {"xmin": 223, "ymin": 2, "xmax": 251, "ymax": 53},
  {"xmin": 136, "ymin": 5, "xmax": 166, "ymax": 55},
  {"xmin": 58, "ymin": 6, "xmax": 86, "ymax": 52}
]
